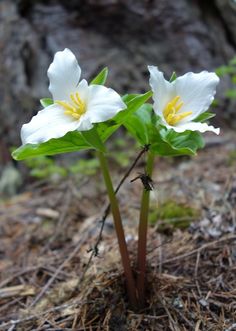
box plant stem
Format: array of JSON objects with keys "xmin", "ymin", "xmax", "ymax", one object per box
[
  {"xmin": 136, "ymin": 151, "xmax": 155, "ymax": 308},
  {"xmin": 81, "ymin": 145, "xmax": 149, "ymax": 281},
  {"xmin": 97, "ymin": 151, "xmax": 138, "ymax": 308}
]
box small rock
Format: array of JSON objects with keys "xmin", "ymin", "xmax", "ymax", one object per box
[{"xmin": 199, "ymin": 298, "xmax": 208, "ymax": 307}]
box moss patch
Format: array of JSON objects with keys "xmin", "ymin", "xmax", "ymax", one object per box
[
  {"xmin": 149, "ymin": 200, "xmax": 200, "ymax": 230},
  {"xmin": 227, "ymin": 150, "xmax": 236, "ymax": 166}
]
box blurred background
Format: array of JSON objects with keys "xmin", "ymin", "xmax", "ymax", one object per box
[{"xmin": 0, "ymin": 0, "xmax": 236, "ymax": 195}]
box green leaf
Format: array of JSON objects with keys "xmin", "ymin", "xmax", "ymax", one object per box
[
  {"xmin": 12, "ymin": 131, "xmax": 93, "ymax": 160},
  {"xmin": 169, "ymin": 72, "xmax": 177, "ymax": 82},
  {"xmin": 40, "ymin": 98, "xmax": 54, "ymax": 108},
  {"xmin": 90, "ymin": 67, "xmax": 108, "ymax": 85},
  {"xmin": 124, "ymin": 104, "xmax": 152, "ymax": 145},
  {"xmin": 194, "ymin": 112, "xmax": 216, "ymax": 122},
  {"xmin": 96, "ymin": 91, "xmax": 152, "ymax": 142},
  {"xmin": 122, "ymin": 94, "xmax": 139, "ymax": 103},
  {"xmin": 115, "ymin": 91, "xmax": 152, "ymax": 123},
  {"xmin": 124, "ymin": 106, "xmax": 205, "ymax": 156},
  {"xmin": 81, "ymin": 126, "xmax": 106, "ymax": 152},
  {"xmin": 153, "ymin": 127, "xmax": 205, "ymax": 156}
]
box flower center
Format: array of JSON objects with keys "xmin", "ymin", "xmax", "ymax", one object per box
[
  {"xmin": 56, "ymin": 93, "xmax": 86, "ymax": 120},
  {"xmin": 163, "ymin": 95, "xmax": 192, "ymax": 126}
]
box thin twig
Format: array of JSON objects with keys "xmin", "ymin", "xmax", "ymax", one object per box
[
  {"xmin": 194, "ymin": 250, "xmax": 200, "ymax": 279},
  {"xmin": 160, "ymin": 295, "xmax": 180, "ymax": 331},
  {"xmin": 153, "ymin": 234, "xmax": 236, "ymax": 265},
  {"xmin": 81, "ymin": 145, "xmax": 150, "ymax": 281},
  {"xmin": 0, "ymin": 266, "xmax": 40, "ymax": 289}
]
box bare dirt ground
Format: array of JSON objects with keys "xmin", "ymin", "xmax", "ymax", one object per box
[{"xmin": 0, "ymin": 130, "xmax": 236, "ymax": 331}]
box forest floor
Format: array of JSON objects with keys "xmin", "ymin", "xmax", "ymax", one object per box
[{"xmin": 0, "ymin": 130, "xmax": 236, "ymax": 331}]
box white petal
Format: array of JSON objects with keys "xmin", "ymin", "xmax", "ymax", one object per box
[
  {"xmin": 171, "ymin": 121, "xmax": 220, "ymax": 135},
  {"xmin": 75, "ymin": 113, "xmax": 93, "ymax": 131},
  {"xmin": 75, "ymin": 79, "xmax": 90, "ymax": 103},
  {"xmin": 47, "ymin": 48, "xmax": 81, "ymax": 101},
  {"xmin": 21, "ymin": 104, "xmax": 82, "ymax": 144},
  {"xmin": 174, "ymin": 71, "xmax": 219, "ymax": 122},
  {"xmin": 86, "ymin": 85, "xmax": 126, "ymax": 123},
  {"xmin": 65, "ymin": 79, "xmax": 93, "ymax": 131},
  {"xmin": 148, "ymin": 65, "xmax": 175, "ymax": 119}
]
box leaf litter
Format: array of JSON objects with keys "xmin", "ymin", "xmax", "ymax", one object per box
[{"xmin": 0, "ymin": 131, "xmax": 236, "ymax": 330}]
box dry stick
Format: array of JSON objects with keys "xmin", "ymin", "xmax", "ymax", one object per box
[{"xmin": 81, "ymin": 145, "xmax": 150, "ymax": 281}]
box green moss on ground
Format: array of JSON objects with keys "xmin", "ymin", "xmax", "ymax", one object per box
[{"xmin": 149, "ymin": 200, "xmax": 200, "ymax": 230}]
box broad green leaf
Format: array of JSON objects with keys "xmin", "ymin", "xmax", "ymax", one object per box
[
  {"xmin": 124, "ymin": 104, "xmax": 152, "ymax": 145},
  {"xmin": 124, "ymin": 106, "xmax": 205, "ymax": 156},
  {"xmin": 96, "ymin": 121, "xmax": 120, "ymax": 143},
  {"xmin": 81, "ymin": 126, "xmax": 106, "ymax": 152},
  {"xmin": 194, "ymin": 112, "xmax": 216, "ymax": 122},
  {"xmin": 122, "ymin": 94, "xmax": 139, "ymax": 103},
  {"xmin": 115, "ymin": 91, "xmax": 152, "ymax": 123},
  {"xmin": 40, "ymin": 98, "xmax": 54, "ymax": 108},
  {"xmin": 90, "ymin": 67, "xmax": 108, "ymax": 85},
  {"xmin": 96, "ymin": 91, "xmax": 152, "ymax": 142},
  {"xmin": 12, "ymin": 131, "xmax": 93, "ymax": 160},
  {"xmin": 153, "ymin": 127, "xmax": 205, "ymax": 156}
]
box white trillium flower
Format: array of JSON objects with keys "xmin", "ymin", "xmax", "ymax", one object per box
[
  {"xmin": 148, "ymin": 66, "xmax": 220, "ymax": 134},
  {"xmin": 21, "ymin": 48, "xmax": 126, "ymax": 144}
]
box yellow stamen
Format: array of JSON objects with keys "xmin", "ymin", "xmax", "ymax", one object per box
[
  {"xmin": 163, "ymin": 95, "xmax": 192, "ymax": 125},
  {"xmin": 175, "ymin": 101, "xmax": 184, "ymax": 112},
  {"xmin": 168, "ymin": 111, "xmax": 192, "ymax": 125},
  {"xmin": 170, "ymin": 95, "xmax": 180, "ymax": 106},
  {"xmin": 167, "ymin": 113, "xmax": 174, "ymax": 124},
  {"xmin": 56, "ymin": 93, "xmax": 86, "ymax": 120},
  {"xmin": 70, "ymin": 93, "xmax": 80, "ymax": 107},
  {"xmin": 76, "ymin": 93, "xmax": 84, "ymax": 107}
]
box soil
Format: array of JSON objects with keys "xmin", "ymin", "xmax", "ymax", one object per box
[{"xmin": 0, "ymin": 130, "xmax": 236, "ymax": 330}]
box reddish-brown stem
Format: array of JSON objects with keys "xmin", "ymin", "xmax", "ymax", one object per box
[{"xmin": 136, "ymin": 152, "xmax": 155, "ymax": 308}]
